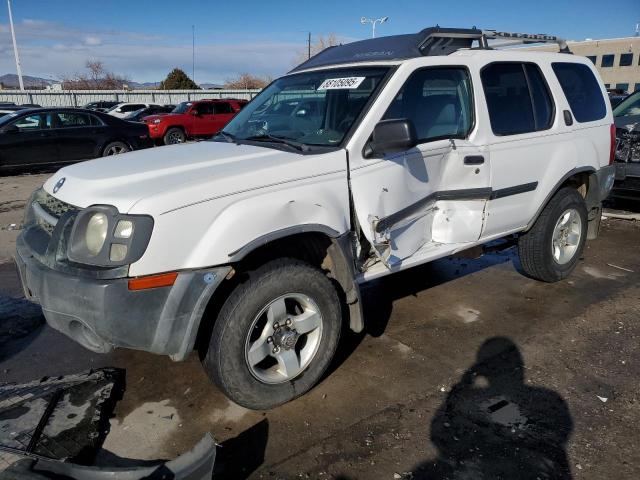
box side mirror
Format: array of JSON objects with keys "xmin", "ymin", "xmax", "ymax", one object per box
[
  {"xmin": 2, "ymin": 125, "xmax": 19, "ymax": 134},
  {"xmin": 365, "ymin": 119, "xmax": 417, "ymax": 158},
  {"xmin": 190, "ymin": 110, "xmax": 200, "ymax": 116}
]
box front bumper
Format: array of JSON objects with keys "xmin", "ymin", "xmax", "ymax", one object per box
[
  {"xmin": 16, "ymin": 234, "xmax": 230, "ymax": 361},
  {"xmin": 612, "ymin": 162, "xmax": 640, "ymax": 199}
]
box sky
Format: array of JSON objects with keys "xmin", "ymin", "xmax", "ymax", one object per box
[{"xmin": 0, "ymin": 0, "xmax": 638, "ymax": 84}]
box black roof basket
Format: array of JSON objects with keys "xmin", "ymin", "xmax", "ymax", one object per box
[{"xmin": 290, "ymin": 26, "xmax": 570, "ymax": 73}]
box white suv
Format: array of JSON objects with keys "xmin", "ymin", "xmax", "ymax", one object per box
[
  {"xmin": 16, "ymin": 28, "xmax": 615, "ymax": 409},
  {"xmin": 107, "ymin": 102, "xmax": 160, "ymax": 118}
]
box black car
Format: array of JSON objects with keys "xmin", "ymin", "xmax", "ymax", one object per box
[
  {"xmin": 83, "ymin": 101, "xmax": 121, "ymax": 112},
  {"xmin": 0, "ymin": 108, "xmax": 152, "ymax": 171},
  {"xmin": 612, "ymin": 90, "xmax": 640, "ymax": 200},
  {"xmin": 123, "ymin": 105, "xmax": 175, "ymax": 122}
]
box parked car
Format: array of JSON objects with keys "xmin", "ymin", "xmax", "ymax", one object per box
[
  {"xmin": 123, "ymin": 105, "xmax": 175, "ymax": 122},
  {"xmin": 107, "ymin": 102, "xmax": 161, "ymax": 119},
  {"xmin": 16, "ymin": 27, "xmax": 615, "ymax": 410},
  {"xmin": 83, "ymin": 101, "xmax": 121, "ymax": 112},
  {"xmin": 0, "ymin": 108, "xmax": 152, "ymax": 170},
  {"xmin": 611, "ymin": 90, "xmax": 640, "ymax": 199},
  {"xmin": 144, "ymin": 99, "xmax": 247, "ymax": 144}
]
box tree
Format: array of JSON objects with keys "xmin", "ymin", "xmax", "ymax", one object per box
[
  {"xmin": 61, "ymin": 60, "xmax": 128, "ymax": 90},
  {"xmin": 293, "ymin": 33, "xmax": 341, "ymax": 66},
  {"xmin": 159, "ymin": 69, "xmax": 200, "ymax": 90},
  {"xmin": 224, "ymin": 73, "xmax": 272, "ymax": 90}
]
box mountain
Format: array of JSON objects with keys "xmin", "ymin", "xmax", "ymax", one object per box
[{"xmin": 0, "ymin": 74, "xmax": 55, "ymax": 88}]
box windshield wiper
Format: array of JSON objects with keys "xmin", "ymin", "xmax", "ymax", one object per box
[
  {"xmin": 217, "ymin": 130, "xmax": 237, "ymax": 143},
  {"xmin": 243, "ymin": 134, "xmax": 309, "ymax": 152}
]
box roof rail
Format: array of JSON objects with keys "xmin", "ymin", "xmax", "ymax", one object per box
[
  {"xmin": 290, "ymin": 26, "xmax": 570, "ymax": 73},
  {"xmin": 480, "ymin": 30, "xmax": 570, "ymax": 53}
]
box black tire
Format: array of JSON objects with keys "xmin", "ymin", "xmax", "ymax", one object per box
[
  {"xmin": 102, "ymin": 141, "xmax": 130, "ymax": 156},
  {"xmin": 202, "ymin": 258, "xmax": 342, "ymax": 410},
  {"xmin": 518, "ymin": 187, "xmax": 588, "ymax": 282},
  {"xmin": 163, "ymin": 127, "xmax": 186, "ymax": 145}
]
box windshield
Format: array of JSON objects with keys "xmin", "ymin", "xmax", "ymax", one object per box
[
  {"xmin": 221, "ymin": 67, "xmax": 389, "ymax": 147},
  {"xmin": 613, "ymin": 91, "xmax": 640, "ymax": 118},
  {"xmin": 172, "ymin": 102, "xmax": 193, "ymax": 114}
]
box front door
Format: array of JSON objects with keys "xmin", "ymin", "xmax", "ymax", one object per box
[
  {"xmin": 0, "ymin": 112, "xmax": 59, "ymax": 168},
  {"xmin": 53, "ymin": 111, "xmax": 103, "ymax": 162},
  {"xmin": 350, "ymin": 66, "xmax": 491, "ymax": 267}
]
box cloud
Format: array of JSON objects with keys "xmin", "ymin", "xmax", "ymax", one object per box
[{"xmin": 0, "ymin": 18, "xmax": 305, "ymax": 83}]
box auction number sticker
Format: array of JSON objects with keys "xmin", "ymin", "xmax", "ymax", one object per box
[{"xmin": 317, "ymin": 77, "xmax": 366, "ymax": 90}]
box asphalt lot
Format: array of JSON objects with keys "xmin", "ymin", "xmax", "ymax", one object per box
[{"xmin": 1, "ymin": 172, "xmax": 640, "ymax": 479}]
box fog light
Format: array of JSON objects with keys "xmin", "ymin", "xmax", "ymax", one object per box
[
  {"xmin": 114, "ymin": 220, "xmax": 134, "ymax": 238},
  {"xmin": 110, "ymin": 244, "xmax": 128, "ymax": 262}
]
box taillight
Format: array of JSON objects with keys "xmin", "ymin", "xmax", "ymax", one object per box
[{"xmin": 609, "ymin": 124, "xmax": 616, "ymax": 165}]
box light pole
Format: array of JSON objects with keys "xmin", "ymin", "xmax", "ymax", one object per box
[
  {"xmin": 360, "ymin": 16, "xmax": 389, "ymax": 38},
  {"xmin": 7, "ymin": 0, "xmax": 24, "ymax": 91}
]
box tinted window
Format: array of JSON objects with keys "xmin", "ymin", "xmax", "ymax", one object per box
[
  {"xmin": 481, "ymin": 63, "xmax": 545, "ymax": 135},
  {"xmin": 613, "ymin": 91, "xmax": 640, "ymax": 117},
  {"xmin": 619, "ymin": 53, "xmax": 633, "ymax": 67},
  {"xmin": 214, "ymin": 102, "xmax": 234, "ymax": 114},
  {"xmin": 383, "ymin": 67, "xmax": 473, "ymax": 142},
  {"xmin": 552, "ymin": 62, "xmax": 607, "ymax": 123},
  {"xmin": 196, "ymin": 103, "xmax": 214, "ymax": 115},
  {"xmin": 601, "ymin": 55, "xmax": 614, "ymax": 67},
  {"xmin": 11, "ymin": 114, "xmax": 49, "ymax": 131},
  {"xmin": 56, "ymin": 112, "xmax": 93, "ymax": 127},
  {"xmin": 586, "ymin": 56, "xmax": 597, "ymax": 65}
]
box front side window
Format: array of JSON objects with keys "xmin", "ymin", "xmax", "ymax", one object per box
[
  {"xmin": 619, "ymin": 53, "xmax": 633, "ymax": 67},
  {"xmin": 221, "ymin": 67, "xmax": 389, "ymax": 148},
  {"xmin": 11, "ymin": 114, "xmax": 50, "ymax": 131},
  {"xmin": 552, "ymin": 62, "xmax": 607, "ymax": 123},
  {"xmin": 481, "ymin": 62, "xmax": 554, "ymax": 136},
  {"xmin": 196, "ymin": 103, "xmax": 214, "ymax": 115},
  {"xmin": 383, "ymin": 67, "xmax": 474, "ymax": 142},
  {"xmin": 56, "ymin": 112, "xmax": 95, "ymax": 127},
  {"xmin": 601, "ymin": 55, "xmax": 614, "ymax": 68}
]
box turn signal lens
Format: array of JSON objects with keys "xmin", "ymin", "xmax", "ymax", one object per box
[
  {"xmin": 610, "ymin": 124, "xmax": 616, "ymax": 165},
  {"xmin": 114, "ymin": 220, "xmax": 134, "ymax": 238},
  {"xmin": 128, "ymin": 272, "xmax": 178, "ymax": 291},
  {"xmin": 109, "ymin": 244, "xmax": 128, "ymax": 262}
]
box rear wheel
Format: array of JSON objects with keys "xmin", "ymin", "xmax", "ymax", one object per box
[
  {"xmin": 518, "ymin": 187, "xmax": 588, "ymax": 282},
  {"xmin": 163, "ymin": 127, "xmax": 186, "ymax": 145},
  {"xmin": 102, "ymin": 141, "xmax": 130, "ymax": 156},
  {"xmin": 202, "ymin": 259, "xmax": 341, "ymax": 410}
]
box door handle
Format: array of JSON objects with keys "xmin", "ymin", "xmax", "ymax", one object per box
[
  {"xmin": 563, "ymin": 110, "xmax": 573, "ymax": 126},
  {"xmin": 464, "ymin": 155, "xmax": 484, "ymax": 165}
]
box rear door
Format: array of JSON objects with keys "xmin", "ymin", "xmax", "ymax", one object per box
[
  {"xmin": 0, "ymin": 113, "xmax": 59, "ymax": 167},
  {"xmin": 53, "ymin": 111, "xmax": 105, "ymax": 161},
  {"xmin": 480, "ymin": 61, "xmax": 577, "ymax": 238},
  {"xmin": 349, "ymin": 65, "xmax": 491, "ymax": 266}
]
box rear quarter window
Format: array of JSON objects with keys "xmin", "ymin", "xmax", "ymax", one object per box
[{"xmin": 552, "ymin": 62, "xmax": 607, "ymax": 123}]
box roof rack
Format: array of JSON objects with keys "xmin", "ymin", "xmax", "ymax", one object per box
[{"xmin": 290, "ymin": 26, "xmax": 571, "ymax": 73}]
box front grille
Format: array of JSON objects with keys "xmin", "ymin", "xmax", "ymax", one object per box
[{"xmin": 31, "ymin": 190, "xmax": 77, "ymax": 235}]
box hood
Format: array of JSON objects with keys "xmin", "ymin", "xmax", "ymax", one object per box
[
  {"xmin": 144, "ymin": 113, "xmax": 181, "ymax": 122},
  {"xmin": 44, "ymin": 141, "xmax": 343, "ymax": 214}
]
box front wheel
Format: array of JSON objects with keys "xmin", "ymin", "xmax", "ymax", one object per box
[
  {"xmin": 163, "ymin": 127, "xmax": 186, "ymax": 145},
  {"xmin": 518, "ymin": 187, "xmax": 588, "ymax": 282},
  {"xmin": 201, "ymin": 259, "xmax": 341, "ymax": 410}
]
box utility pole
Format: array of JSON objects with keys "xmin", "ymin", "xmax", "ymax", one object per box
[
  {"xmin": 360, "ymin": 16, "xmax": 389, "ymax": 39},
  {"xmin": 192, "ymin": 25, "xmax": 195, "ymax": 83},
  {"xmin": 7, "ymin": 0, "xmax": 24, "ymax": 91},
  {"xmin": 308, "ymin": 32, "xmax": 311, "ymax": 59}
]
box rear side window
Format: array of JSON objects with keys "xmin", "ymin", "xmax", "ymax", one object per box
[
  {"xmin": 214, "ymin": 102, "xmax": 234, "ymax": 114},
  {"xmin": 552, "ymin": 62, "xmax": 607, "ymax": 123},
  {"xmin": 481, "ymin": 62, "xmax": 554, "ymax": 136}
]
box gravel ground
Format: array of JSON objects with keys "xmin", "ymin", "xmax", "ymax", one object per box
[{"xmin": 1, "ymin": 171, "xmax": 639, "ymax": 479}]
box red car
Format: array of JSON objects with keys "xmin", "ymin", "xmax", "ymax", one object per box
[{"xmin": 144, "ymin": 99, "xmax": 247, "ymax": 145}]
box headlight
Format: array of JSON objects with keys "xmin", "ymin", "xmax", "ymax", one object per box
[
  {"xmin": 85, "ymin": 212, "xmax": 108, "ymax": 255},
  {"xmin": 153, "ymin": 119, "xmax": 161, "ymax": 124},
  {"xmin": 68, "ymin": 206, "xmax": 153, "ymax": 267}
]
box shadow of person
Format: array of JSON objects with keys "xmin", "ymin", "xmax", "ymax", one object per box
[{"xmin": 414, "ymin": 337, "xmax": 573, "ymax": 480}]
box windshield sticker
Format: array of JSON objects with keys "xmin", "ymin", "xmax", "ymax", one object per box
[{"xmin": 317, "ymin": 77, "xmax": 366, "ymax": 90}]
